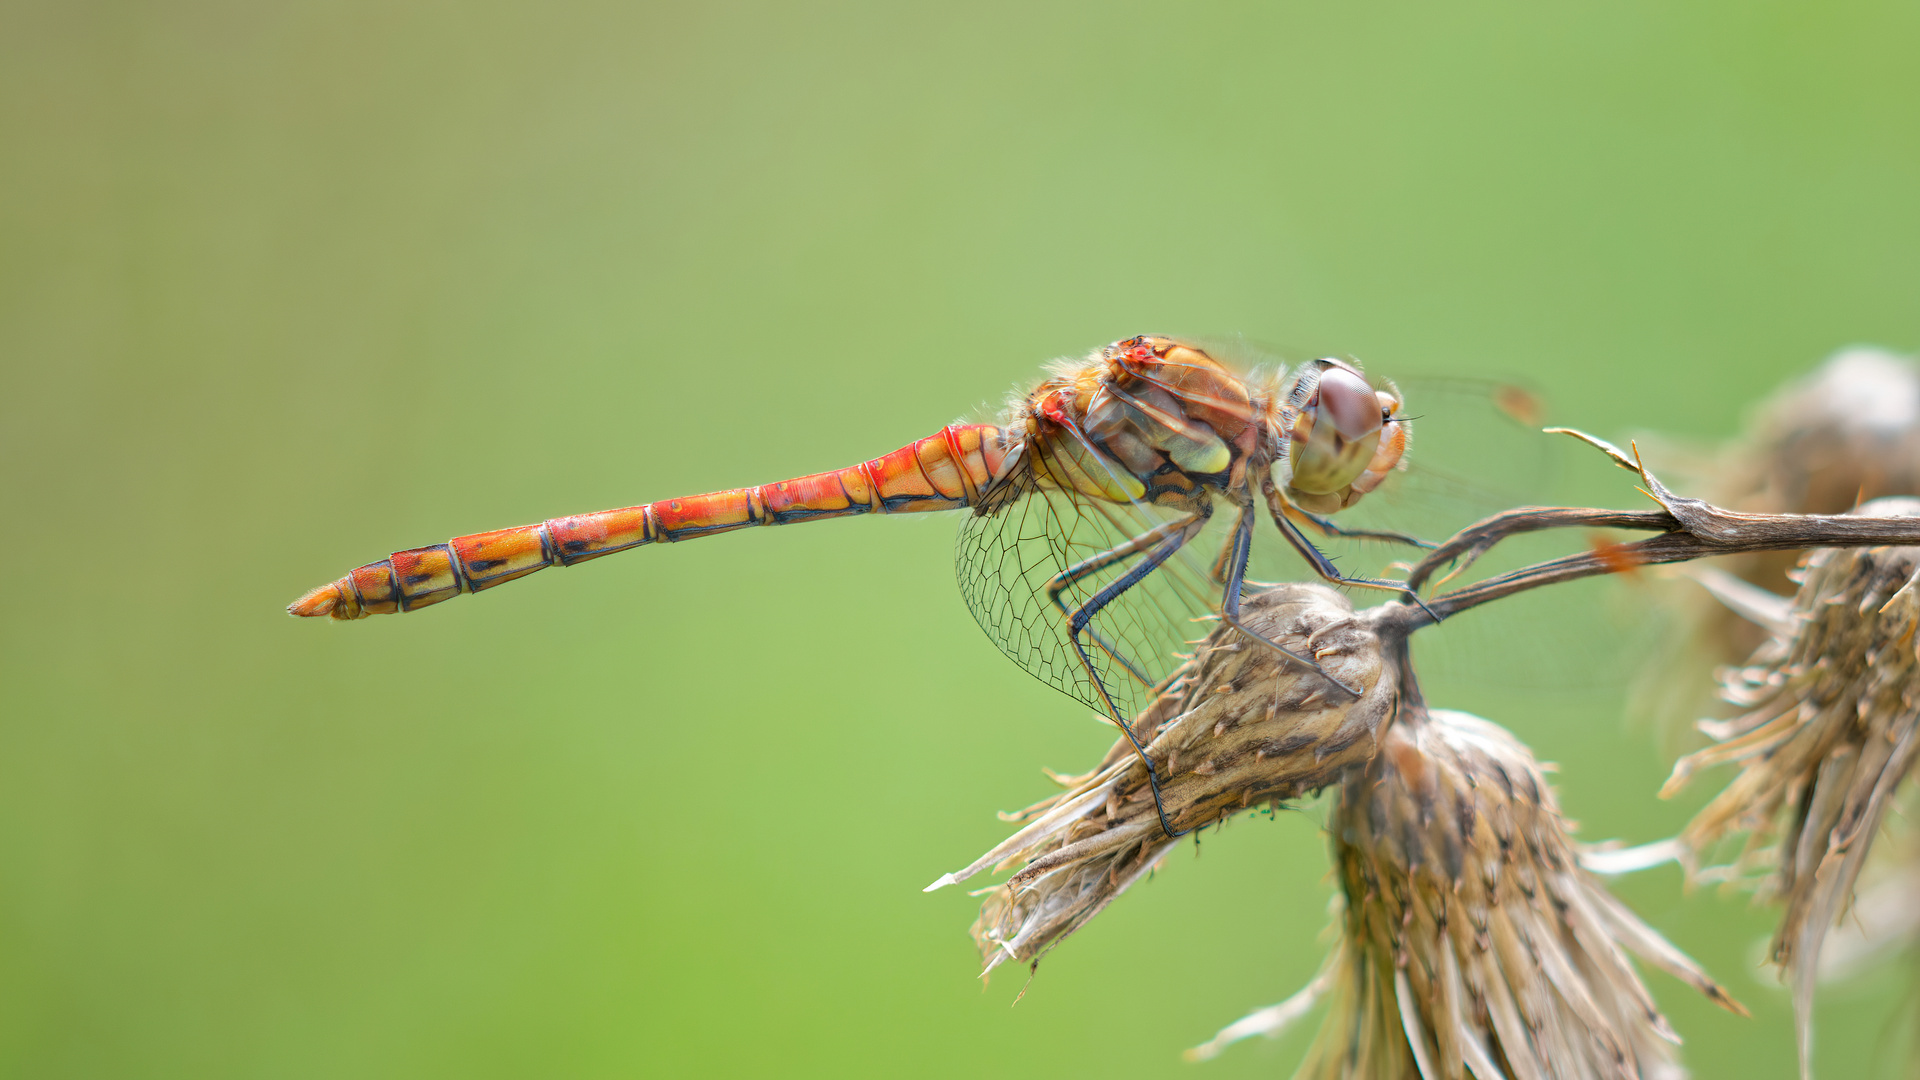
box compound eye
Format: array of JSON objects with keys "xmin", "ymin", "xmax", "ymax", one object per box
[{"xmin": 1316, "ymin": 366, "xmax": 1383, "ymax": 443}]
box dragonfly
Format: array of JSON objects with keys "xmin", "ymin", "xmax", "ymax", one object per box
[{"xmin": 289, "ymin": 335, "xmax": 1455, "ymax": 837}]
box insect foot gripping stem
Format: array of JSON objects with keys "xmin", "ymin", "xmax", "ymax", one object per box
[{"xmin": 923, "ymin": 584, "xmax": 1394, "ymax": 977}]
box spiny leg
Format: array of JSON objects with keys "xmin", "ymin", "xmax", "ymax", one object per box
[
  {"xmin": 1216, "ymin": 503, "xmax": 1362, "ymax": 698},
  {"xmin": 1044, "ymin": 516, "xmax": 1194, "ymax": 689},
  {"xmin": 1289, "ymin": 504, "xmax": 1436, "ymax": 550},
  {"xmin": 1046, "ymin": 514, "xmax": 1207, "ymax": 839},
  {"xmin": 1207, "ymin": 524, "xmax": 1236, "ymax": 585},
  {"xmin": 1262, "ymin": 477, "xmax": 1442, "ymax": 623}
]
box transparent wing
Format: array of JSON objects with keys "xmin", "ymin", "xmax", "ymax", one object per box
[
  {"xmin": 1354, "ymin": 376, "xmax": 1554, "ymax": 535},
  {"xmin": 1258, "ymin": 375, "xmax": 1562, "ymax": 587},
  {"xmin": 1296, "ymin": 374, "xmax": 1652, "ymax": 696},
  {"xmin": 954, "ymin": 473, "xmax": 1230, "ymax": 724}
]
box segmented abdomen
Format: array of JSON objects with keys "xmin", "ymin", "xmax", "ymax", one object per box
[{"xmin": 289, "ymin": 423, "xmax": 1015, "ymax": 620}]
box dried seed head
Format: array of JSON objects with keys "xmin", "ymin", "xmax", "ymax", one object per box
[
  {"xmin": 1195, "ymin": 708, "xmax": 1742, "ymax": 1077},
  {"xmin": 925, "ymin": 584, "xmax": 1394, "ymax": 974},
  {"xmin": 1666, "ymin": 497, "xmax": 1920, "ymax": 1076},
  {"xmin": 1812, "ymin": 826, "xmax": 1920, "ymax": 985},
  {"xmin": 929, "ymin": 585, "xmax": 1738, "ymax": 1077},
  {"xmin": 1670, "ymin": 347, "xmax": 1920, "ymax": 663},
  {"xmin": 1721, "ymin": 348, "xmax": 1920, "ymax": 536},
  {"xmin": 1633, "ymin": 348, "xmax": 1920, "ymax": 741}
]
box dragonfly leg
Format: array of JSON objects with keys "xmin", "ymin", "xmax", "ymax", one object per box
[
  {"xmin": 1289, "ymin": 505, "xmax": 1437, "ymax": 550},
  {"xmin": 1218, "ymin": 504, "xmax": 1363, "ymax": 698},
  {"xmin": 1044, "ymin": 516, "xmax": 1195, "ymax": 689},
  {"xmin": 1207, "ymin": 527, "xmax": 1236, "ymax": 585},
  {"xmin": 1262, "ymin": 479, "xmax": 1443, "ymax": 624},
  {"xmin": 1045, "ymin": 513, "xmax": 1210, "ymax": 839}
]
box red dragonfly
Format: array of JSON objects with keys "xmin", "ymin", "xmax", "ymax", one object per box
[{"xmin": 290, "ymin": 335, "xmax": 1441, "ymax": 836}]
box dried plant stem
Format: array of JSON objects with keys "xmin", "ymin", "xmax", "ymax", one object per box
[{"xmin": 1386, "ymin": 430, "xmax": 1920, "ymax": 628}]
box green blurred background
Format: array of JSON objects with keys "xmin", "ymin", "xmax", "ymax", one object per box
[{"xmin": 4, "ymin": 2, "xmax": 1919, "ymax": 1076}]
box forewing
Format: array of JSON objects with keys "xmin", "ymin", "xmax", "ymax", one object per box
[
  {"xmin": 955, "ymin": 477, "xmax": 1224, "ymax": 723},
  {"xmin": 1354, "ymin": 376, "xmax": 1557, "ymax": 538},
  {"xmin": 1258, "ymin": 375, "xmax": 1561, "ymax": 586},
  {"xmin": 1281, "ymin": 374, "xmax": 1649, "ymax": 695}
]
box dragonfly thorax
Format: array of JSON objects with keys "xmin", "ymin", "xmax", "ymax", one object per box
[{"xmin": 1011, "ymin": 337, "xmax": 1278, "ymax": 508}]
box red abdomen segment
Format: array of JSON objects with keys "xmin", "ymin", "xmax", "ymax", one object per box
[{"xmin": 288, "ymin": 424, "xmax": 1015, "ymax": 620}]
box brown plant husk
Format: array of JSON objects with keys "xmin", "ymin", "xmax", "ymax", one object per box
[
  {"xmin": 925, "ymin": 583, "xmax": 1395, "ymax": 974},
  {"xmin": 930, "ymin": 586, "xmax": 1741, "ymax": 1076},
  {"xmin": 1665, "ymin": 497, "xmax": 1920, "ymax": 1077},
  {"xmin": 1708, "ymin": 348, "xmax": 1920, "ymax": 588},
  {"xmin": 1199, "ymin": 708, "xmax": 1742, "ymax": 1079},
  {"xmin": 1649, "ymin": 347, "xmax": 1920, "ymax": 682}
]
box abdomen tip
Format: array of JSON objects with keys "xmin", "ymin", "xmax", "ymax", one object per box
[{"xmin": 288, "ymin": 582, "xmax": 350, "ymax": 620}]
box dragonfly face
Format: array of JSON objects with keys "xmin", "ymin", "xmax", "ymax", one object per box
[{"xmin": 1281, "ymin": 358, "xmax": 1409, "ymax": 514}]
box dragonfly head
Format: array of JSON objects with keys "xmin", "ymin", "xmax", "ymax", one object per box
[{"xmin": 1289, "ymin": 360, "xmax": 1395, "ymax": 499}]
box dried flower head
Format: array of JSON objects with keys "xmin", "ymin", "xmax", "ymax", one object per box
[
  {"xmin": 928, "ymin": 584, "xmax": 1741, "ymax": 1076},
  {"xmin": 1665, "ymin": 497, "xmax": 1920, "ymax": 1076},
  {"xmin": 1811, "ymin": 821, "xmax": 1920, "ymax": 985},
  {"xmin": 1194, "ymin": 708, "xmax": 1743, "ymax": 1078},
  {"xmin": 1629, "ymin": 349, "xmax": 1920, "ymax": 748},
  {"xmin": 1718, "ymin": 348, "xmax": 1920, "ymax": 528},
  {"xmin": 1671, "ymin": 347, "xmax": 1920, "ymax": 664},
  {"xmin": 925, "ymin": 583, "xmax": 1395, "ymax": 974}
]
